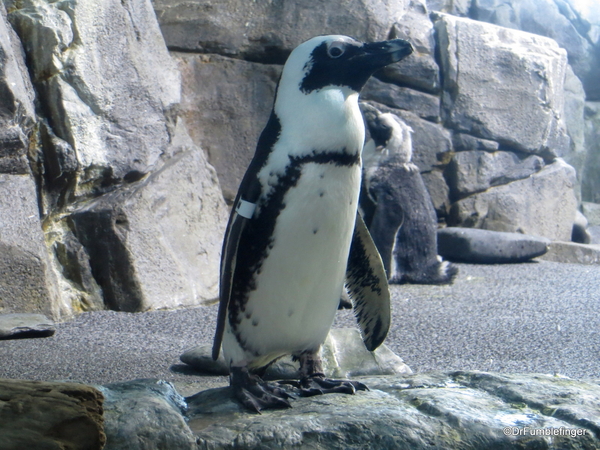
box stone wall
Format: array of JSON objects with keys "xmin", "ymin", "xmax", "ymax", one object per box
[
  {"xmin": 152, "ymin": 0, "xmax": 594, "ymax": 242},
  {"xmin": 1, "ymin": 0, "xmax": 598, "ymax": 318},
  {"xmin": 0, "ymin": 0, "xmax": 229, "ymax": 319}
]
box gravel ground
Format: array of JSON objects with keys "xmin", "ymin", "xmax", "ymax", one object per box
[{"xmin": 1, "ymin": 260, "xmax": 599, "ymax": 388}]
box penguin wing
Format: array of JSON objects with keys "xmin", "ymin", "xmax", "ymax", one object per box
[
  {"xmin": 212, "ymin": 111, "xmax": 281, "ymax": 361},
  {"xmin": 212, "ymin": 204, "xmax": 247, "ymax": 360},
  {"xmin": 345, "ymin": 212, "xmax": 391, "ymax": 351}
]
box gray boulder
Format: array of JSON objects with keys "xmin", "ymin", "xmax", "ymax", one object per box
[
  {"xmin": 448, "ymin": 158, "xmax": 578, "ymax": 241},
  {"xmin": 175, "ymin": 53, "xmax": 281, "ymax": 201},
  {"xmin": 0, "ymin": 379, "xmax": 105, "ymax": 450},
  {"xmin": 589, "ymin": 226, "xmax": 600, "ymax": 245},
  {"xmin": 540, "ymin": 241, "xmax": 600, "ymax": 265},
  {"xmin": 452, "ymin": 133, "xmax": 500, "ymax": 152},
  {"xmin": 0, "ymin": 313, "xmax": 55, "ymax": 339},
  {"xmin": 8, "ymin": 0, "xmax": 181, "ymax": 197},
  {"xmin": 100, "ymin": 379, "xmax": 196, "ymax": 450},
  {"xmin": 362, "ymin": 77, "xmax": 440, "ymax": 122},
  {"xmin": 446, "ymin": 150, "xmax": 545, "ymax": 200},
  {"xmin": 421, "ymin": 169, "xmax": 451, "ymax": 217},
  {"xmin": 152, "ymin": 0, "xmax": 407, "ymax": 60},
  {"xmin": 375, "ymin": 0, "xmax": 441, "ymax": 94},
  {"xmin": 426, "ymin": 0, "xmax": 471, "ymax": 16},
  {"xmin": 181, "ymin": 328, "xmax": 412, "ymax": 379},
  {"xmin": 187, "ymin": 371, "xmax": 600, "ymax": 449},
  {"xmin": 71, "ymin": 123, "xmax": 228, "ymax": 312},
  {"xmin": 563, "ymin": 65, "xmax": 587, "ymax": 182},
  {"xmin": 583, "ymin": 102, "xmax": 600, "ymax": 203},
  {"xmin": 0, "ymin": 174, "xmax": 61, "ymax": 318},
  {"xmin": 0, "ymin": 3, "xmax": 35, "ymax": 176},
  {"xmin": 435, "ymin": 13, "xmax": 571, "ymax": 157},
  {"xmin": 437, "ymin": 227, "xmax": 550, "ymax": 264},
  {"xmin": 582, "ymin": 201, "xmax": 600, "ymax": 226},
  {"xmin": 466, "ymin": 0, "xmax": 600, "ymax": 101}
]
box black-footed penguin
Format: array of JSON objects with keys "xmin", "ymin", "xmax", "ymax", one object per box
[
  {"xmin": 212, "ymin": 35, "xmax": 413, "ymax": 412},
  {"xmin": 360, "ymin": 103, "xmax": 458, "ymax": 285}
]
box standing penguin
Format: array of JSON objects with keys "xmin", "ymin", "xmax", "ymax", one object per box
[
  {"xmin": 360, "ymin": 104, "xmax": 458, "ymax": 285},
  {"xmin": 213, "ymin": 35, "xmax": 413, "ymax": 412}
]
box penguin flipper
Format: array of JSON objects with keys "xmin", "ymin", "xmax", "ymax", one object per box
[
  {"xmin": 345, "ymin": 212, "xmax": 391, "ymax": 351},
  {"xmin": 212, "ymin": 111, "xmax": 281, "ymax": 362},
  {"xmin": 212, "ymin": 207, "xmax": 248, "ymax": 361}
]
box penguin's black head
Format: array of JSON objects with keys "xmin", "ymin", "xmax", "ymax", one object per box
[
  {"xmin": 368, "ymin": 114, "xmax": 395, "ymax": 147},
  {"xmin": 297, "ymin": 36, "xmax": 413, "ymax": 94}
]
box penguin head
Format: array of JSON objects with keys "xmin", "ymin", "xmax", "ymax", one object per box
[
  {"xmin": 377, "ymin": 113, "xmax": 413, "ymax": 163},
  {"xmin": 362, "ymin": 106, "xmax": 414, "ymax": 165},
  {"xmin": 280, "ymin": 35, "xmax": 413, "ymax": 96},
  {"xmin": 269, "ymin": 36, "xmax": 412, "ymax": 159}
]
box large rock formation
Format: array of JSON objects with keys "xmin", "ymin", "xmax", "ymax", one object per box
[
  {"xmin": 1, "ymin": 0, "xmax": 599, "ymax": 319},
  {"xmin": 152, "ymin": 0, "xmax": 408, "ymax": 61},
  {"xmin": 0, "ymin": 0, "xmax": 228, "ymax": 318},
  {"xmin": 427, "ymin": 0, "xmax": 600, "ymax": 216},
  {"xmin": 0, "ymin": 379, "xmax": 105, "ymax": 450},
  {"xmin": 151, "ymin": 0, "xmax": 592, "ymax": 247},
  {"xmin": 448, "ymin": 159, "xmax": 577, "ymax": 240},
  {"xmin": 436, "ymin": 13, "xmax": 570, "ymax": 158},
  {"xmin": 35, "ymin": 372, "xmax": 593, "ymax": 449},
  {"xmin": 175, "ymin": 53, "xmax": 281, "ymax": 202},
  {"xmin": 0, "ymin": 4, "xmax": 62, "ymax": 317},
  {"xmin": 583, "ymin": 102, "xmax": 600, "ymax": 203}
]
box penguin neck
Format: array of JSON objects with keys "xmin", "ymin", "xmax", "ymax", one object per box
[{"xmin": 274, "ymin": 85, "xmax": 365, "ymax": 157}]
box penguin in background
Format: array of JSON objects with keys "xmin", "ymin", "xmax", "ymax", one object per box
[
  {"xmin": 359, "ymin": 102, "xmax": 458, "ymax": 285},
  {"xmin": 212, "ymin": 35, "xmax": 413, "ymax": 412}
]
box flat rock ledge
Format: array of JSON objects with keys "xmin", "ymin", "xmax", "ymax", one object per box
[
  {"xmin": 0, "ymin": 313, "xmax": 55, "ymax": 339},
  {"xmin": 2, "ymin": 372, "xmax": 600, "ymax": 449},
  {"xmin": 437, "ymin": 227, "xmax": 550, "ymax": 264},
  {"xmin": 185, "ymin": 371, "xmax": 600, "ymax": 450}
]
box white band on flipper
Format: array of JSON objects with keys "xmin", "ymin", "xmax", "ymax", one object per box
[{"xmin": 236, "ymin": 199, "xmax": 256, "ymax": 219}]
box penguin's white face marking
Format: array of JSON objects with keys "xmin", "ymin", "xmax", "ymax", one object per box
[
  {"xmin": 257, "ymin": 35, "xmax": 413, "ymax": 197},
  {"xmin": 378, "ymin": 113, "xmax": 413, "ymax": 164}
]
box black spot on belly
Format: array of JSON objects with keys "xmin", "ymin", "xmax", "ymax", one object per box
[
  {"xmin": 313, "ymin": 228, "xmax": 318, "ymax": 234},
  {"xmin": 252, "ymin": 318, "xmax": 259, "ymax": 327},
  {"xmin": 319, "ymin": 191, "xmax": 324, "ymax": 198}
]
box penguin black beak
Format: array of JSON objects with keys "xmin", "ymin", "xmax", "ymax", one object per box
[{"xmin": 359, "ymin": 39, "xmax": 414, "ymax": 70}]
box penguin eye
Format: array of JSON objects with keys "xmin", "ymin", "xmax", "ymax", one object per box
[{"xmin": 327, "ymin": 42, "xmax": 346, "ymax": 59}]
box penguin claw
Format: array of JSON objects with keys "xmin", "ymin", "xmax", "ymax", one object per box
[
  {"xmin": 297, "ymin": 373, "xmax": 369, "ymax": 397},
  {"xmin": 231, "ymin": 366, "xmax": 293, "ymax": 413},
  {"xmin": 236, "ymin": 386, "xmax": 293, "ymax": 413}
]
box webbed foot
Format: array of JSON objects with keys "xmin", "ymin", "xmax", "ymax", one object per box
[
  {"xmin": 295, "ymin": 372, "xmax": 369, "ymax": 397},
  {"xmin": 230, "ymin": 366, "xmax": 293, "ymax": 413}
]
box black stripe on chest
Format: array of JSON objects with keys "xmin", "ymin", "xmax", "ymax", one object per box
[{"xmin": 229, "ymin": 149, "xmax": 359, "ymax": 350}]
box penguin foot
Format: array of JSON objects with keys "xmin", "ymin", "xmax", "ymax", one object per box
[
  {"xmin": 390, "ymin": 260, "xmax": 459, "ymax": 285},
  {"xmin": 230, "ymin": 366, "xmax": 293, "ymax": 413},
  {"xmin": 284, "ymin": 373, "xmax": 369, "ymax": 397}
]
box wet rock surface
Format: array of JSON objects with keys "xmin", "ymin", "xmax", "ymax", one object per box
[
  {"xmin": 99, "ymin": 379, "xmax": 196, "ymax": 450},
  {"xmin": 94, "ymin": 372, "xmax": 600, "ymax": 449}
]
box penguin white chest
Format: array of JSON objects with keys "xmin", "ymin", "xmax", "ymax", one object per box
[{"xmin": 226, "ymin": 161, "xmax": 361, "ymax": 367}]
